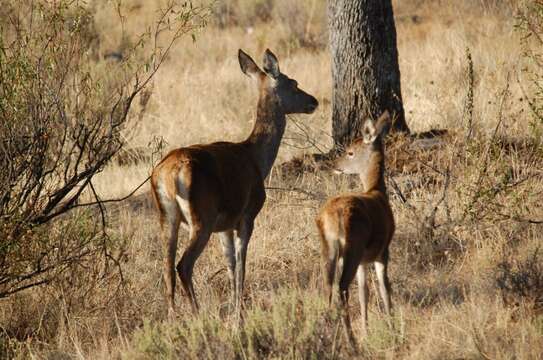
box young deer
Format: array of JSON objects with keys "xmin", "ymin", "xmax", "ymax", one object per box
[
  {"xmin": 151, "ymin": 49, "xmax": 318, "ymax": 316},
  {"xmin": 316, "ymin": 111, "xmax": 394, "ymax": 344}
]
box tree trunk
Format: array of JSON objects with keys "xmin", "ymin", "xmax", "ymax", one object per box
[{"xmin": 328, "ymin": 0, "xmax": 409, "ymax": 150}]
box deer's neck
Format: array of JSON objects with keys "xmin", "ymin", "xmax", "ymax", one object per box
[
  {"xmin": 244, "ymin": 94, "xmax": 286, "ymax": 179},
  {"xmin": 359, "ymin": 150, "xmax": 387, "ymax": 194}
]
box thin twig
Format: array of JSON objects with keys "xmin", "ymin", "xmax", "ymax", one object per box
[
  {"xmin": 72, "ymin": 176, "xmax": 151, "ymax": 209},
  {"xmin": 265, "ymin": 185, "xmax": 322, "ymax": 200}
]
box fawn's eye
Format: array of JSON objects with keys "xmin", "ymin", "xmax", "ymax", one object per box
[{"xmin": 347, "ymin": 151, "xmax": 354, "ymax": 157}]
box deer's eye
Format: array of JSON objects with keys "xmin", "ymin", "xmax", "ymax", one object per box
[{"xmin": 347, "ymin": 151, "xmax": 354, "ymax": 157}]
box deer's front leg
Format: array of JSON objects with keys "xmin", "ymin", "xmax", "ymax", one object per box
[
  {"xmin": 219, "ymin": 230, "xmax": 236, "ymax": 306},
  {"xmin": 234, "ymin": 219, "xmax": 254, "ymax": 315}
]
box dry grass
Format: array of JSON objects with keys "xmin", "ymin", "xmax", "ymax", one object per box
[{"xmin": 1, "ymin": 0, "xmax": 543, "ymax": 359}]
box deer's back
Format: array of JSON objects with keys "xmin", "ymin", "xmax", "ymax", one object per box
[
  {"xmin": 153, "ymin": 141, "xmax": 265, "ymax": 230},
  {"xmin": 317, "ymin": 191, "xmax": 394, "ymax": 260}
]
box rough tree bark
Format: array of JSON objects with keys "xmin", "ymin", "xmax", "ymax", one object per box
[{"xmin": 328, "ymin": 0, "xmax": 409, "ymax": 150}]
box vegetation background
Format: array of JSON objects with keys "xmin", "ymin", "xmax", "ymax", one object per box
[{"xmin": 1, "ymin": 0, "xmax": 542, "ymax": 358}]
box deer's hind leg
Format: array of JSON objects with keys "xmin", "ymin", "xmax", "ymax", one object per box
[
  {"xmin": 177, "ymin": 223, "xmax": 213, "ymax": 312},
  {"xmin": 338, "ymin": 250, "xmax": 362, "ymax": 349},
  {"xmin": 175, "ymin": 175, "xmax": 219, "ymax": 313},
  {"xmin": 154, "ymin": 187, "xmax": 181, "ymax": 316},
  {"xmin": 316, "ymin": 217, "xmax": 337, "ymax": 306},
  {"xmin": 375, "ymin": 248, "xmax": 392, "ymax": 316}
]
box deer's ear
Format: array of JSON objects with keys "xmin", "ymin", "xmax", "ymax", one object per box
[
  {"xmin": 362, "ymin": 119, "xmax": 378, "ymax": 144},
  {"xmin": 374, "ymin": 110, "xmax": 392, "ymax": 137},
  {"xmin": 363, "ymin": 111, "xmax": 392, "ymax": 143},
  {"xmin": 239, "ymin": 49, "xmax": 262, "ymax": 79},
  {"xmin": 263, "ymin": 49, "xmax": 280, "ymax": 79}
]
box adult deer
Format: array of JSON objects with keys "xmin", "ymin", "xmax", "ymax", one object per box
[
  {"xmin": 316, "ymin": 111, "xmax": 394, "ymax": 345},
  {"xmin": 151, "ymin": 49, "xmax": 318, "ymax": 316}
]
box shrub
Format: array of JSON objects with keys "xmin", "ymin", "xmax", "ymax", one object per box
[
  {"xmin": 0, "ymin": 0, "xmax": 206, "ymax": 298},
  {"xmin": 496, "ymin": 249, "xmax": 543, "ymax": 313},
  {"xmin": 126, "ymin": 290, "xmax": 345, "ymax": 359},
  {"xmin": 517, "ymin": 0, "xmax": 543, "ymax": 127}
]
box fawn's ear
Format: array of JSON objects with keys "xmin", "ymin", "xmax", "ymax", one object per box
[
  {"xmin": 239, "ymin": 49, "xmax": 262, "ymax": 79},
  {"xmin": 363, "ymin": 111, "xmax": 391, "ymax": 144},
  {"xmin": 362, "ymin": 119, "xmax": 378, "ymax": 144},
  {"xmin": 375, "ymin": 110, "xmax": 392, "ymax": 137},
  {"xmin": 262, "ymin": 49, "xmax": 280, "ymax": 79}
]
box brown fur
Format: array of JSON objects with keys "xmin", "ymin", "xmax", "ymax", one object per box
[
  {"xmin": 316, "ymin": 111, "xmax": 395, "ymax": 345},
  {"xmin": 151, "ymin": 49, "xmax": 318, "ymax": 315}
]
